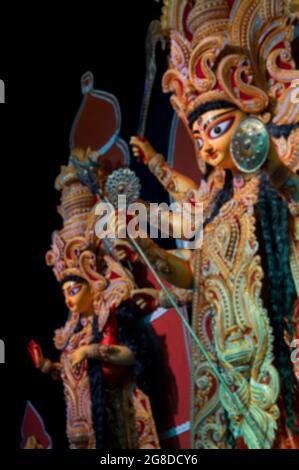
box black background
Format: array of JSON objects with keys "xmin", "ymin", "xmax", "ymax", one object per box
[{"xmin": 0, "ymin": 0, "xmax": 175, "ymax": 456}]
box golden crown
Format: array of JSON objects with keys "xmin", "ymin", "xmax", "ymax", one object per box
[
  {"xmin": 162, "ymin": 0, "xmax": 299, "ymax": 126},
  {"xmin": 46, "ymin": 146, "xmax": 135, "ymax": 325}
]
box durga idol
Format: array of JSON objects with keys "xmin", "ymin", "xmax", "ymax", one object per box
[{"xmin": 129, "ymin": 0, "xmax": 299, "ymax": 449}]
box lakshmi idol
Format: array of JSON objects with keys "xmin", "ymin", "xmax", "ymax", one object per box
[
  {"xmin": 28, "ymin": 151, "xmax": 160, "ymax": 449},
  {"xmin": 128, "ymin": 0, "xmax": 299, "ymax": 449}
]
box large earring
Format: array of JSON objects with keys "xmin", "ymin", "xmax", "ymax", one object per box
[{"xmin": 230, "ymin": 117, "xmax": 270, "ymax": 173}]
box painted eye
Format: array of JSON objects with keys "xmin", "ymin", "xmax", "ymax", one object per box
[
  {"xmin": 209, "ymin": 118, "xmax": 234, "ymax": 139},
  {"xmin": 69, "ymin": 285, "xmax": 82, "ymax": 297},
  {"xmin": 196, "ymin": 138, "xmax": 203, "ymax": 150}
]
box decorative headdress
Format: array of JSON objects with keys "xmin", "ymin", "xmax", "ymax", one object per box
[
  {"xmin": 47, "ymin": 152, "xmax": 133, "ymax": 297},
  {"xmin": 54, "ymin": 150, "xmax": 97, "ymax": 242},
  {"xmin": 46, "ymin": 165, "xmax": 134, "ymax": 335},
  {"xmin": 46, "ymin": 74, "xmax": 135, "ymax": 337},
  {"xmin": 162, "ymin": 0, "xmax": 299, "ymax": 127}
]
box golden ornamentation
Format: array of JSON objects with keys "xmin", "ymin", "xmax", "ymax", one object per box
[
  {"xmin": 155, "ymin": 0, "xmax": 299, "ymax": 449},
  {"xmin": 161, "ymin": 0, "xmax": 193, "ymax": 37},
  {"xmin": 191, "ymin": 176, "xmax": 280, "ymax": 448},
  {"xmin": 162, "ymin": 0, "xmax": 299, "ymax": 137},
  {"xmin": 40, "ymin": 145, "xmax": 159, "ymax": 449},
  {"xmin": 272, "ymin": 127, "xmax": 299, "ymax": 173}
]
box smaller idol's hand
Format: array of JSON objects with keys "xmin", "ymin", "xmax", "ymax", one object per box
[
  {"xmin": 264, "ymin": 145, "xmax": 285, "ymax": 178},
  {"xmin": 98, "ymin": 344, "xmax": 114, "ymax": 361},
  {"xmin": 113, "ymin": 240, "xmax": 138, "ymax": 263},
  {"xmin": 28, "ymin": 340, "xmax": 45, "ymax": 369},
  {"xmin": 71, "ymin": 345, "xmax": 89, "ymax": 367},
  {"xmin": 264, "ymin": 146, "xmax": 299, "ymax": 201},
  {"xmin": 98, "ymin": 345, "xmax": 135, "ymax": 366},
  {"xmin": 71, "ymin": 344, "xmax": 112, "ymax": 366},
  {"xmin": 131, "ymin": 287, "xmax": 160, "ymax": 312},
  {"xmin": 130, "ymin": 136, "xmax": 157, "ymax": 164}
]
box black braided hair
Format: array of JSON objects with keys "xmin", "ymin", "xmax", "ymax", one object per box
[
  {"xmin": 266, "ymin": 122, "xmax": 299, "ymax": 139},
  {"xmin": 62, "ymin": 310, "xmax": 107, "ymax": 449},
  {"xmin": 257, "ymin": 174, "xmax": 299, "ymax": 434},
  {"xmin": 59, "ymin": 274, "xmax": 108, "ymax": 446},
  {"xmin": 204, "ymin": 170, "xmax": 234, "ymax": 226},
  {"xmin": 62, "ymin": 288, "xmax": 155, "ymax": 447},
  {"xmin": 89, "ymin": 301, "xmax": 158, "ymax": 447},
  {"xmin": 115, "ymin": 301, "xmax": 156, "ymax": 398},
  {"xmin": 88, "ymin": 314, "xmax": 107, "ymax": 449}
]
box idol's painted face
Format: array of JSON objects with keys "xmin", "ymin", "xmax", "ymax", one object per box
[
  {"xmin": 191, "ymin": 108, "xmax": 247, "ymax": 170},
  {"xmin": 62, "ymin": 280, "xmax": 93, "ymax": 315}
]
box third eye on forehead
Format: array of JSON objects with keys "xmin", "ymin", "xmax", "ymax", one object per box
[
  {"xmin": 192, "ymin": 109, "xmax": 235, "ymax": 136},
  {"xmin": 63, "ymin": 280, "xmax": 76, "ymax": 290},
  {"xmin": 203, "ymin": 109, "xmax": 235, "ymax": 131},
  {"xmin": 63, "ymin": 281, "xmax": 80, "ymax": 294}
]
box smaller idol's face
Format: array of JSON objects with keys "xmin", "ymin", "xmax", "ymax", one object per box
[
  {"xmin": 62, "ymin": 280, "xmax": 93, "ymax": 315},
  {"xmin": 191, "ymin": 107, "xmax": 247, "ymax": 170}
]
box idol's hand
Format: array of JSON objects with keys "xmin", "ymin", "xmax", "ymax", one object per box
[
  {"xmin": 112, "ymin": 239, "xmax": 138, "ymax": 262},
  {"xmin": 101, "ymin": 345, "xmax": 135, "ymax": 366},
  {"xmin": 71, "ymin": 345, "xmax": 89, "ymax": 367},
  {"xmin": 71, "ymin": 344, "xmax": 111, "ymax": 366},
  {"xmin": 97, "ymin": 344, "xmax": 112, "ymax": 361},
  {"xmin": 28, "ymin": 340, "xmax": 45, "ymax": 369},
  {"xmin": 264, "ymin": 144, "xmax": 288, "ymax": 179},
  {"xmin": 131, "ymin": 287, "xmax": 160, "ymax": 312},
  {"xmin": 130, "ymin": 136, "xmax": 157, "ymax": 164},
  {"xmin": 264, "ymin": 146, "xmax": 299, "ymax": 201}
]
